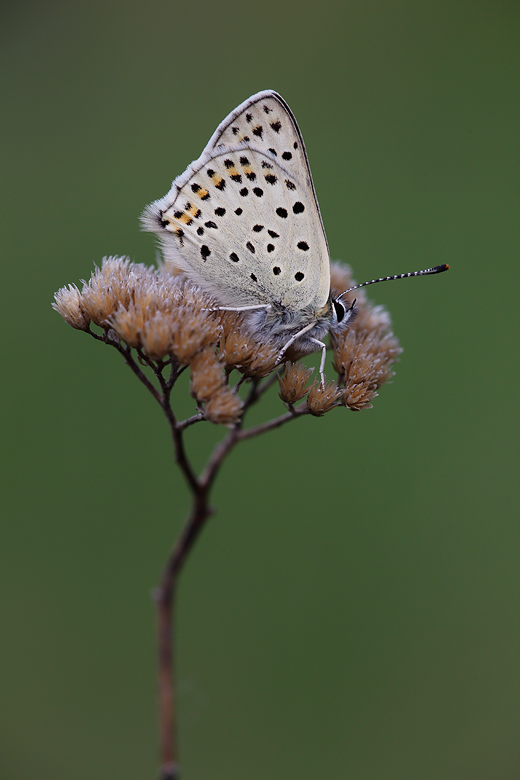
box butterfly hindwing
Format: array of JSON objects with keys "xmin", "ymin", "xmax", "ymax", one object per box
[{"xmin": 143, "ymin": 91, "xmax": 331, "ymax": 311}]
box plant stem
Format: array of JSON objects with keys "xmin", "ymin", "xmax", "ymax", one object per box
[
  {"xmin": 155, "ymin": 495, "xmax": 213, "ymax": 780},
  {"xmin": 90, "ymin": 326, "xmax": 309, "ymax": 777},
  {"xmin": 105, "ymin": 355, "xmax": 303, "ymax": 778},
  {"xmin": 154, "ymin": 417, "xmax": 241, "ymax": 778}
]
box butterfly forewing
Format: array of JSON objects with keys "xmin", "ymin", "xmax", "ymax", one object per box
[{"xmin": 143, "ymin": 91, "xmax": 331, "ymax": 312}]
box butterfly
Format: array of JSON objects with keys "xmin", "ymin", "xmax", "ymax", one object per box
[{"xmin": 142, "ymin": 90, "xmax": 448, "ymax": 383}]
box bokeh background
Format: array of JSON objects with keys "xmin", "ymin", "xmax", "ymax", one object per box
[{"xmin": 1, "ymin": 1, "xmax": 519, "ymax": 778}]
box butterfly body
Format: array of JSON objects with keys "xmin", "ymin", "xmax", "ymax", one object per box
[{"xmin": 142, "ymin": 91, "xmax": 352, "ymax": 376}]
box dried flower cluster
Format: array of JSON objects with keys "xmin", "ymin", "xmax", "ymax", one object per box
[{"xmin": 53, "ymin": 256, "xmax": 402, "ymax": 424}]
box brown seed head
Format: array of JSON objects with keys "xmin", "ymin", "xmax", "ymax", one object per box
[
  {"xmin": 278, "ymin": 362, "xmax": 314, "ymax": 404},
  {"xmin": 140, "ymin": 310, "xmax": 180, "ymax": 361},
  {"xmin": 189, "ymin": 347, "xmax": 226, "ymax": 403},
  {"xmin": 219, "ymin": 312, "xmax": 279, "ymax": 378},
  {"xmin": 306, "ymin": 379, "xmax": 344, "ymax": 416},
  {"xmin": 79, "ymin": 257, "xmax": 144, "ymax": 325},
  {"xmin": 204, "ymin": 386, "xmax": 244, "ymax": 426},
  {"xmin": 52, "ymin": 284, "xmax": 90, "ymax": 330},
  {"xmin": 333, "ymin": 329, "xmax": 402, "ymax": 410},
  {"xmin": 328, "ymin": 261, "xmax": 403, "ymax": 410},
  {"xmin": 169, "ymin": 307, "xmax": 220, "ymax": 365}
]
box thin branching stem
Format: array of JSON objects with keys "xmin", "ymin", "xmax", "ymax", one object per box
[
  {"xmin": 158, "ymin": 376, "xmax": 200, "ymax": 497},
  {"xmin": 155, "ymin": 491, "xmax": 213, "ymax": 780},
  {"xmin": 88, "ymin": 327, "xmax": 163, "ymax": 403},
  {"xmin": 91, "ymin": 331, "xmax": 307, "ymax": 779},
  {"xmin": 238, "ymin": 404, "xmax": 308, "ymax": 440},
  {"xmin": 177, "ymin": 413, "xmax": 205, "ymax": 431},
  {"xmin": 153, "ymin": 365, "xmax": 310, "ymax": 778},
  {"xmin": 199, "ymin": 426, "xmax": 242, "ymax": 490}
]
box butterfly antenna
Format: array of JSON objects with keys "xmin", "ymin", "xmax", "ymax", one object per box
[{"xmin": 337, "ymin": 264, "xmax": 449, "ymax": 300}]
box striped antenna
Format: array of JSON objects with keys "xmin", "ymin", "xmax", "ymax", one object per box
[{"xmin": 337, "ymin": 264, "xmax": 449, "ymax": 301}]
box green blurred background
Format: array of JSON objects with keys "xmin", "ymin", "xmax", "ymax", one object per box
[{"xmin": 1, "ymin": 1, "xmax": 519, "ymax": 778}]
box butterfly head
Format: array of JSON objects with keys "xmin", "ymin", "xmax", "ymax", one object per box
[{"xmin": 314, "ymin": 295, "xmax": 357, "ymax": 337}]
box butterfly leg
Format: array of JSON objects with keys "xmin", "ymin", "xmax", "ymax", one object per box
[
  {"xmin": 276, "ymin": 322, "xmax": 318, "ymax": 369},
  {"xmin": 310, "ymin": 339, "xmax": 328, "ymax": 388},
  {"xmin": 210, "ymin": 304, "xmax": 272, "ymax": 313}
]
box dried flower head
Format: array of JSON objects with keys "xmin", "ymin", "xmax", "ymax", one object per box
[
  {"xmin": 278, "ymin": 362, "xmax": 314, "ymax": 405},
  {"xmin": 189, "ymin": 347, "xmax": 226, "ymax": 403},
  {"xmin": 80, "ymin": 257, "xmax": 143, "ymax": 326},
  {"xmin": 332, "ymin": 316, "xmax": 402, "ymax": 411},
  {"xmin": 219, "ymin": 312, "xmax": 280, "ymax": 378},
  {"xmin": 53, "ymin": 256, "xmax": 402, "ymax": 425},
  {"xmin": 307, "ymin": 379, "xmax": 345, "ymax": 416},
  {"xmin": 204, "ymin": 386, "xmax": 243, "ymax": 426},
  {"xmin": 52, "ymin": 284, "xmax": 90, "ymax": 330},
  {"xmin": 140, "ymin": 311, "xmax": 179, "ymax": 362}
]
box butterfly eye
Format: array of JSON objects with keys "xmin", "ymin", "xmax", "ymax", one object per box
[{"xmin": 332, "ymin": 298, "xmax": 346, "ymax": 323}]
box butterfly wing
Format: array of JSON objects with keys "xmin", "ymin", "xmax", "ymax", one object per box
[{"xmin": 142, "ymin": 91, "xmax": 331, "ymax": 312}]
